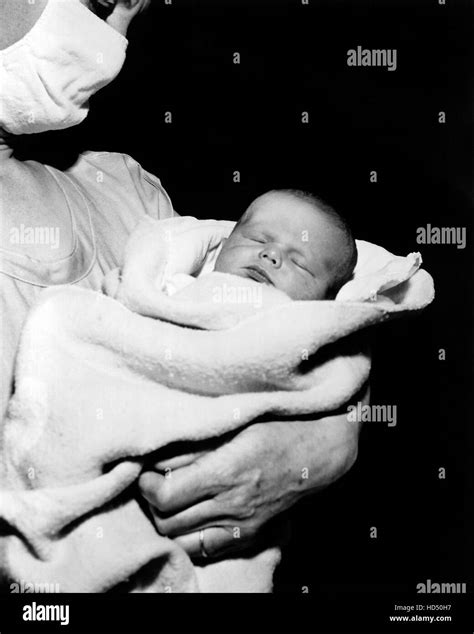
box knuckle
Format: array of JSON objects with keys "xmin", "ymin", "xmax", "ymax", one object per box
[
  {"xmin": 214, "ymin": 464, "xmax": 234, "ymax": 490},
  {"xmin": 245, "ymin": 467, "xmax": 263, "ymax": 493},
  {"xmin": 231, "ymin": 490, "xmax": 257, "ymax": 521},
  {"xmin": 234, "ymin": 469, "xmax": 263, "ymax": 519},
  {"xmin": 236, "ymin": 501, "xmax": 256, "ymax": 521}
]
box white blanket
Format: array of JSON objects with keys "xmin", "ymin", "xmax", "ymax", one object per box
[{"xmin": 0, "ymin": 216, "xmax": 435, "ymax": 592}]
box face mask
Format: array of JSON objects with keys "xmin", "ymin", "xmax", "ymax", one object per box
[{"xmin": 0, "ymin": 0, "xmax": 128, "ymax": 135}]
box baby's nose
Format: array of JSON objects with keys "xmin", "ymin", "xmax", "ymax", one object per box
[{"xmin": 259, "ymin": 246, "xmax": 282, "ymax": 268}]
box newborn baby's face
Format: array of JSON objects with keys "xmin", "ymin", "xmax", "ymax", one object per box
[{"xmin": 214, "ymin": 192, "xmax": 347, "ymax": 301}]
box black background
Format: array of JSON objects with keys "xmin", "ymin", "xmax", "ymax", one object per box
[{"xmin": 13, "ymin": 0, "xmax": 473, "ymax": 608}]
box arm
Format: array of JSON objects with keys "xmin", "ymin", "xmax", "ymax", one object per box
[
  {"xmin": 0, "ymin": 0, "xmax": 160, "ymax": 257},
  {"xmin": 0, "ymin": 0, "xmax": 150, "ymax": 138},
  {"xmin": 139, "ymin": 383, "xmax": 368, "ymax": 558},
  {"xmin": 0, "ymin": 0, "xmax": 149, "ymax": 48}
]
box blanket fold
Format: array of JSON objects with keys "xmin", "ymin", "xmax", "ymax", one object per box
[{"xmin": 0, "ymin": 216, "xmax": 434, "ymax": 592}]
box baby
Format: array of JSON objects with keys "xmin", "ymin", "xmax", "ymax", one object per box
[{"xmin": 214, "ymin": 189, "xmax": 357, "ymax": 301}]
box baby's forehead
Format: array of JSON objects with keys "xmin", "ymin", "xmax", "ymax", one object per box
[
  {"xmin": 250, "ymin": 192, "xmax": 299, "ymax": 212},
  {"xmin": 244, "ymin": 195, "xmax": 329, "ymax": 231},
  {"xmin": 245, "ymin": 194, "xmax": 305, "ymax": 223}
]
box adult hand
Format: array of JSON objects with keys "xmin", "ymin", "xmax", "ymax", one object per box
[
  {"xmin": 82, "ymin": 0, "xmax": 151, "ymax": 36},
  {"xmin": 139, "ymin": 387, "xmax": 367, "ymax": 559}
]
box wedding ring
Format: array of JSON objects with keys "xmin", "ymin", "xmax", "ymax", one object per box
[{"xmin": 199, "ymin": 529, "xmax": 209, "ymax": 558}]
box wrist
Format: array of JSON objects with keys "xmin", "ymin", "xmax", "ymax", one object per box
[
  {"xmin": 105, "ymin": 14, "xmax": 130, "ymax": 37},
  {"xmin": 105, "ymin": 1, "xmax": 151, "ymax": 37},
  {"xmin": 291, "ymin": 416, "xmax": 359, "ymax": 495},
  {"xmin": 80, "ymin": 1, "xmax": 131, "ymax": 36},
  {"xmin": 263, "ymin": 419, "xmax": 318, "ymax": 497}
]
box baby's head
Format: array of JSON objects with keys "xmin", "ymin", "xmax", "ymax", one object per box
[{"xmin": 214, "ymin": 189, "xmax": 357, "ymax": 301}]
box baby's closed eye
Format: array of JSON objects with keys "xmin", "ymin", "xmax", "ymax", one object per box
[
  {"xmin": 291, "ymin": 258, "xmax": 312, "ymax": 275},
  {"xmin": 244, "ymin": 233, "xmax": 266, "ymax": 243}
]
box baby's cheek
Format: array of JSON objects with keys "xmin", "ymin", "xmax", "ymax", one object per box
[
  {"xmin": 291, "ymin": 276, "xmax": 327, "ymax": 301},
  {"xmin": 214, "ymin": 249, "xmax": 232, "ymax": 273},
  {"xmin": 215, "ymin": 245, "xmax": 249, "ymax": 273}
]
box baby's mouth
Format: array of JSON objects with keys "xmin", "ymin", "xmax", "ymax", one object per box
[{"xmin": 244, "ymin": 265, "xmax": 274, "ymax": 286}]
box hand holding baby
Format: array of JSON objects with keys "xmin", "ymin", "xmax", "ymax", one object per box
[
  {"xmin": 139, "ymin": 410, "xmax": 361, "ymax": 559},
  {"xmin": 81, "ymin": 0, "xmax": 151, "ymax": 35}
]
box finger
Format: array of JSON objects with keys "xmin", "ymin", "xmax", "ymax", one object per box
[
  {"xmin": 174, "ymin": 526, "xmax": 253, "ymax": 560},
  {"xmin": 150, "ymin": 499, "xmax": 223, "ymax": 537},
  {"xmin": 138, "ymin": 462, "xmax": 217, "ymax": 514},
  {"xmin": 138, "ymin": 471, "xmax": 166, "ymax": 506},
  {"xmin": 150, "ymin": 438, "xmax": 225, "ymax": 472},
  {"xmin": 152, "ymin": 450, "xmax": 208, "ymax": 472}
]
